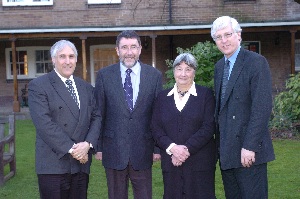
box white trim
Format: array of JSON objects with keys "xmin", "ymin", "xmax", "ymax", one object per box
[
  {"xmin": 0, "ymin": 21, "xmax": 300, "ymax": 34},
  {"xmin": 2, "ymin": 0, "xmax": 53, "ymax": 6},
  {"xmin": 87, "ymin": 0, "xmax": 121, "ymax": 4}
]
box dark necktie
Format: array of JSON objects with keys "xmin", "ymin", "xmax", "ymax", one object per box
[
  {"xmin": 65, "ymin": 79, "xmax": 79, "ymax": 108},
  {"xmin": 124, "ymin": 69, "xmax": 133, "ymax": 112},
  {"xmin": 221, "ymin": 59, "xmax": 230, "ymax": 106}
]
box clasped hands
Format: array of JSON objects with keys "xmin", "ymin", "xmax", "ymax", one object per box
[
  {"xmin": 71, "ymin": 141, "xmax": 90, "ymax": 164},
  {"xmin": 241, "ymin": 148, "xmax": 255, "ymax": 168},
  {"xmin": 170, "ymin": 145, "xmax": 190, "ymax": 167}
]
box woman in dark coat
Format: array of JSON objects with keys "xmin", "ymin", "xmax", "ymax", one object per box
[{"xmin": 151, "ymin": 53, "xmax": 216, "ymax": 199}]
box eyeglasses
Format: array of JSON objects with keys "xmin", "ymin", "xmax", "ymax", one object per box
[
  {"xmin": 119, "ymin": 45, "xmax": 140, "ymax": 51},
  {"xmin": 213, "ymin": 32, "xmax": 233, "ymax": 41},
  {"xmin": 174, "ymin": 67, "xmax": 195, "ymax": 73}
]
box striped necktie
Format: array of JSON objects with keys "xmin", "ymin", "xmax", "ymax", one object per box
[
  {"xmin": 65, "ymin": 79, "xmax": 79, "ymax": 108},
  {"xmin": 221, "ymin": 59, "xmax": 230, "ymax": 106},
  {"xmin": 123, "ymin": 69, "xmax": 133, "ymax": 112}
]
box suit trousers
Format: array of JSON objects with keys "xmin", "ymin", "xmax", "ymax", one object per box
[
  {"xmin": 105, "ymin": 164, "xmax": 152, "ymax": 199},
  {"xmin": 38, "ymin": 172, "xmax": 89, "ymax": 199},
  {"xmin": 221, "ymin": 163, "xmax": 268, "ymax": 199}
]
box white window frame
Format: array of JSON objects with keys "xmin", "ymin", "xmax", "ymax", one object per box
[
  {"xmin": 2, "ymin": 0, "xmax": 53, "ymax": 7},
  {"xmin": 296, "ymin": 39, "xmax": 300, "ymax": 72},
  {"xmin": 87, "ymin": 0, "xmax": 121, "ymax": 5},
  {"xmin": 5, "ymin": 46, "xmax": 51, "ymax": 80}
]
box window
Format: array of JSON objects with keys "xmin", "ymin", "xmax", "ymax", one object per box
[
  {"xmin": 87, "ymin": 0, "xmax": 121, "ymax": 4},
  {"xmin": 5, "ymin": 47, "xmax": 51, "ymax": 79},
  {"xmin": 242, "ymin": 41, "xmax": 260, "ymax": 54},
  {"xmin": 9, "ymin": 51, "xmax": 28, "ymax": 76},
  {"xmin": 295, "ymin": 40, "xmax": 300, "ymax": 71},
  {"xmin": 2, "ymin": 0, "xmax": 53, "ymax": 6},
  {"xmin": 35, "ymin": 50, "xmax": 52, "ymax": 74}
]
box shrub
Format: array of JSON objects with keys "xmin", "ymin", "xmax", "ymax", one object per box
[
  {"xmin": 164, "ymin": 41, "xmax": 223, "ymax": 89},
  {"xmin": 270, "ymin": 73, "xmax": 300, "ymax": 137}
]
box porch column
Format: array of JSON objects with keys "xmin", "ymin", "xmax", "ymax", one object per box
[
  {"xmin": 10, "ymin": 37, "xmax": 20, "ymax": 112},
  {"xmin": 80, "ymin": 35, "xmax": 87, "ymax": 80},
  {"xmin": 150, "ymin": 34, "xmax": 157, "ymax": 68},
  {"xmin": 290, "ymin": 29, "xmax": 297, "ymax": 74}
]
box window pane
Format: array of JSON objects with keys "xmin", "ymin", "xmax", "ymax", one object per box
[
  {"xmin": 36, "ymin": 63, "xmax": 44, "ymax": 73},
  {"xmin": 18, "ymin": 51, "xmax": 27, "ymax": 62},
  {"xmin": 35, "ymin": 50, "xmax": 51, "ymax": 74},
  {"xmin": 36, "ymin": 50, "xmax": 43, "ymax": 61},
  {"xmin": 45, "ymin": 63, "xmax": 52, "ymax": 73}
]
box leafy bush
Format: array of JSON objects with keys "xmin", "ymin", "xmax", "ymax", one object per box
[
  {"xmin": 270, "ymin": 73, "xmax": 300, "ymax": 136},
  {"xmin": 164, "ymin": 41, "xmax": 223, "ymax": 89}
]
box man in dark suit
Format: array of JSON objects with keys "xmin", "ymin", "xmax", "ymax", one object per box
[
  {"xmin": 28, "ymin": 40, "xmax": 101, "ymax": 199},
  {"xmin": 211, "ymin": 16, "xmax": 275, "ymax": 199},
  {"xmin": 94, "ymin": 30, "xmax": 162, "ymax": 199}
]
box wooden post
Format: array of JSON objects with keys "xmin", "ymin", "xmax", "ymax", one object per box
[
  {"xmin": 150, "ymin": 34, "xmax": 157, "ymax": 68},
  {"xmin": 10, "ymin": 38, "xmax": 20, "ymax": 112},
  {"xmin": 290, "ymin": 29, "xmax": 296, "ymax": 74},
  {"xmin": 80, "ymin": 35, "xmax": 87, "ymax": 81}
]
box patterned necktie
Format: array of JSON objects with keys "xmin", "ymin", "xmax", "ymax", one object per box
[
  {"xmin": 65, "ymin": 79, "xmax": 79, "ymax": 108},
  {"xmin": 221, "ymin": 59, "xmax": 230, "ymax": 106},
  {"xmin": 124, "ymin": 69, "xmax": 133, "ymax": 112}
]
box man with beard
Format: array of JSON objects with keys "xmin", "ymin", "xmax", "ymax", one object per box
[{"xmin": 94, "ymin": 30, "xmax": 162, "ymax": 199}]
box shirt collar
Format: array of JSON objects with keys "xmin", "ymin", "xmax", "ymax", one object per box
[
  {"xmin": 167, "ymin": 82, "xmax": 197, "ymax": 96},
  {"xmin": 226, "ymin": 46, "xmax": 241, "ymax": 64},
  {"xmin": 54, "ymin": 68, "xmax": 74, "ymax": 83},
  {"xmin": 120, "ymin": 61, "xmax": 141, "ymax": 75}
]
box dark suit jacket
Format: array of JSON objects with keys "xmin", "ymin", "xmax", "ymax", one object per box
[
  {"xmin": 28, "ymin": 70, "xmax": 101, "ymax": 174},
  {"xmin": 95, "ymin": 61, "xmax": 162, "ymax": 171},
  {"xmin": 214, "ymin": 47, "xmax": 275, "ymax": 170},
  {"xmin": 151, "ymin": 85, "xmax": 216, "ymax": 172}
]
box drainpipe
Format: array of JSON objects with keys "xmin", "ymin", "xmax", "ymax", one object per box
[{"xmin": 169, "ymin": 0, "xmax": 172, "ymax": 24}]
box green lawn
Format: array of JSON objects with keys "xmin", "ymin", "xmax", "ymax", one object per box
[{"xmin": 0, "ymin": 120, "xmax": 299, "ymax": 198}]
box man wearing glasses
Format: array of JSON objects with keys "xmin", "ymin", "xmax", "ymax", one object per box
[
  {"xmin": 211, "ymin": 16, "xmax": 275, "ymax": 199},
  {"xmin": 94, "ymin": 30, "xmax": 162, "ymax": 199}
]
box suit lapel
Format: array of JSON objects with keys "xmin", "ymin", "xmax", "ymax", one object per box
[
  {"xmin": 220, "ymin": 48, "xmax": 245, "ymax": 111},
  {"xmin": 111, "ymin": 64, "xmax": 130, "ymax": 112},
  {"xmin": 49, "ymin": 70, "xmax": 80, "ymax": 119},
  {"xmin": 75, "ymin": 77, "xmax": 87, "ymax": 124}
]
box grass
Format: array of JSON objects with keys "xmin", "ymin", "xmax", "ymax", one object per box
[{"xmin": 0, "ymin": 120, "xmax": 299, "ymax": 198}]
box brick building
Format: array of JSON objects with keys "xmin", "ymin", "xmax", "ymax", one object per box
[{"xmin": 0, "ymin": 0, "xmax": 300, "ymax": 112}]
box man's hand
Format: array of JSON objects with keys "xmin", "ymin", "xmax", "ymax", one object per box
[
  {"xmin": 171, "ymin": 155, "xmax": 183, "ymax": 167},
  {"xmin": 72, "ymin": 141, "xmax": 90, "ymax": 161},
  {"xmin": 241, "ymin": 148, "xmax": 255, "ymax": 167},
  {"xmin": 169, "ymin": 145, "xmax": 190, "ymax": 163},
  {"xmin": 153, "ymin": 153, "xmax": 161, "ymax": 162},
  {"xmin": 79, "ymin": 153, "xmax": 88, "ymax": 164},
  {"xmin": 95, "ymin": 152, "xmax": 103, "ymax": 160}
]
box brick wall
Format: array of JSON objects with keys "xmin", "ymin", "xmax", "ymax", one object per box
[{"xmin": 0, "ymin": 0, "xmax": 299, "ymax": 28}]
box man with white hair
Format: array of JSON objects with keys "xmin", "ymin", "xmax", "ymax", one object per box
[{"xmin": 211, "ymin": 16, "xmax": 275, "ymax": 199}]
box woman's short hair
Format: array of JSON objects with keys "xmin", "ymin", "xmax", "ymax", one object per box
[{"xmin": 173, "ymin": 53, "xmax": 197, "ymax": 69}]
